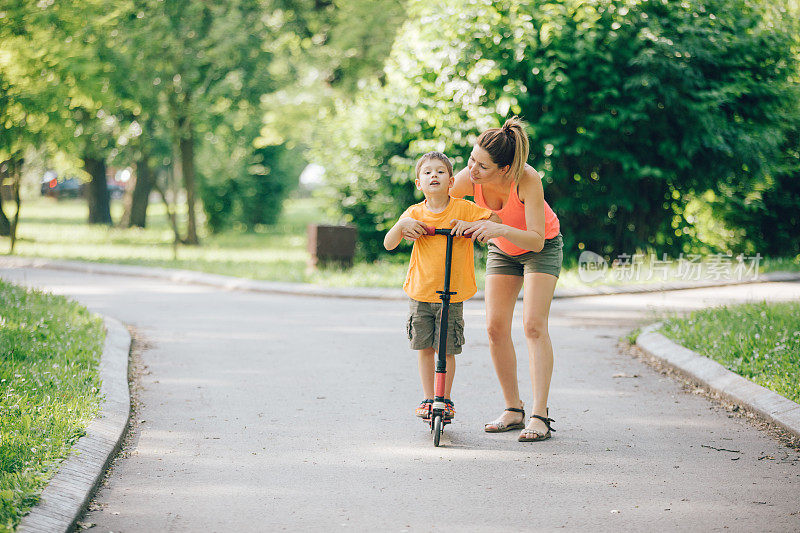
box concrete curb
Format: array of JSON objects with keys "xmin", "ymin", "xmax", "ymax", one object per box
[
  {"xmin": 1, "ymin": 256, "xmax": 799, "ymax": 301},
  {"xmin": 17, "ymin": 316, "xmax": 132, "ymax": 533},
  {"xmin": 636, "ymin": 323, "xmax": 800, "ymax": 441}
]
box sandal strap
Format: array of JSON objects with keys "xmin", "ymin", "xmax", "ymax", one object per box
[
  {"xmin": 485, "ymin": 409, "xmax": 524, "ymax": 427},
  {"xmin": 530, "ymin": 414, "xmax": 556, "ymax": 432}
]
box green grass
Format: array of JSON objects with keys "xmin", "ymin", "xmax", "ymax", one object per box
[
  {"xmin": 0, "ymin": 280, "xmax": 105, "ymax": 532},
  {"xmin": 761, "ymin": 255, "xmax": 800, "ymax": 274},
  {"xmin": 11, "ymin": 197, "xmax": 320, "ymax": 283},
  {"xmin": 659, "ymin": 301, "xmax": 800, "ymax": 404},
  {"xmin": 624, "ymin": 327, "xmax": 642, "ymax": 345},
  {"xmin": 6, "ymin": 196, "xmax": 799, "ymax": 290}
]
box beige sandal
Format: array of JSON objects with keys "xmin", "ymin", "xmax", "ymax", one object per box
[{"xmin": 484, "ymin": 406, "xmax": 525, "ymax": 433}]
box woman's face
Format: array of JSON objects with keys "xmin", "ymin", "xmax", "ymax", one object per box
[{"xmin": 467, "ymin": 145, "xmax": 508, "ymax": 185}]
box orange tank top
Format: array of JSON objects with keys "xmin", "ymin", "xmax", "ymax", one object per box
[{"xmin": 474, "ymin": 183, "xmax": 560, "ymax": 256}]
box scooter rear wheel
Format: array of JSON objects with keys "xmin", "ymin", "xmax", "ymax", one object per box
[{"xmin": 432, "ymin": 415, "xmax": 443, "ymax": 447}]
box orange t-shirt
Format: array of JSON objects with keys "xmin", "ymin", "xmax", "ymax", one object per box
[
  {"xmin": 474, "ymin": 183, "xmax": 560, "ymax": 256},
  {"xmin": 400, "ymin": 197, "xmax": 493, "ymax": 303}
]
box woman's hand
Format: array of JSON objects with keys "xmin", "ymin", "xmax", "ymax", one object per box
[
  {"xmin": 450, "ymin": 219, "xmax": 505, "ymax": 243},
  {"xmin": 449, "ymin": 219, "xmax": 474, "ymax": 237},
  {"xmin": 399, "ymin": 217, "xmax": 428, "ymax": 241}
]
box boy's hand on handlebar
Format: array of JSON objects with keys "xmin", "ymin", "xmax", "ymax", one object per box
[{"xmin": 399, "ymin": 217, "xmax": 428, "ymax": 241}]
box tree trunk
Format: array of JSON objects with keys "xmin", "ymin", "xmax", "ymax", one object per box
[
  {"xmin": 152, "ymin": 172, "xmax": 182, "ymax": 259},
  {"xmin": 9, "ymin": 158, "xmax": 22, "ymax": 253},
  {"xmin": 178, "ymin": 115, "xmax": 199, "ymax": 244},
  {"xmin": 120, "ymin": 157, "xmax": 153, "ymax": 228},
  {"xmin": 0, "ymin": 161, "xmax": 10, "ymax": 236},
  {"xmin": 84, "ymin": 156, "xmax": 113, "ymax": 225}
]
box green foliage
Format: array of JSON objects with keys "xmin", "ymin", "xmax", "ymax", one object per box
[
  {"xmin": 703, "ymin": 126, "xmax": 800, "ymax": 256},
  {"xmin": 2, "ymin": 0, "xmax": 405, "ymax": 239},
  {"xmin": 660, "ymin": 301, "xmax": 800, "ymax": 403},
  {"xmin": 309, "ymin": 93, "xmax": 422, "ymax": 260},
  {"xmin": 198, "ymin": 142, "xmax": 305, "ymax": 232},
  {"xmin": 0, "ymin": 281, "xmax": 104, "ymax": 531},
  {"xmin": 126, "ymin": 0, "xmax": 407, "ymax": 234},
  {"xmin": 311, "ymin": 0, "xmax": 800, "ymax": 261}
]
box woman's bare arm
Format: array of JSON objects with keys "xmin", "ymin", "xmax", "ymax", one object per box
[
  {"xmin": 450, "ymin": 166, "xmax": 474, "ymax": 198},
  {"xmin": 450, "ymin": 167, "xmax": 546, "ymax": 252}
]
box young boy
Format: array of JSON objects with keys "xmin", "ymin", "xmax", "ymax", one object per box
[{"xmin": 384, "ymin": 151, "xmax": 499, "ymax": 421}]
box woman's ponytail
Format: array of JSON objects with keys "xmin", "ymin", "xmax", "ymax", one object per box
[
  {"xmin": 503, "ymin": 117, "xmax": 529, "ymax": 184},
  {"xmin": 476, "ymin": 116, "xmax": 530, "ymax": 184}
]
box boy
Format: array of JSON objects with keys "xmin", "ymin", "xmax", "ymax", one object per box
[{"xmin": 384, "ymin": 151, "xmax": 499, "ymax": 421}]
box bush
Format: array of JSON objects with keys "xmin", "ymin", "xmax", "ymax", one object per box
[
  {"xmin": 198, "ymin": 141, "xmax": 304, "ymax": 233},
  {"xmin": 311, "ymin": 0, "xmax": 800, "ymax": 261}
]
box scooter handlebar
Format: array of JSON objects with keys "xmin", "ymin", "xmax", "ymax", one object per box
[{"xmin": 424, "ymin": 226, "xmax": 474, "ymax": 236}]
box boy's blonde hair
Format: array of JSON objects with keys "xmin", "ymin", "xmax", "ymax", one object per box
[{"xmin": 415, "ymin": 151, "xmax": 453, "ymax": 178}]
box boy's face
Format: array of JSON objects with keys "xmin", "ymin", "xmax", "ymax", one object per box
[{"xmin": 415, "ymin": 159, "xmax": 454, "ymax": 198}]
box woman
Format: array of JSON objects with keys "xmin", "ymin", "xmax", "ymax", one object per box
[{"xmin": 450, "ymin": 116, "xmax": 562, "ymax": 442}]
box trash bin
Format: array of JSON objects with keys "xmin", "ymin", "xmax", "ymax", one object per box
[{"xmin": 307, "ymin": 224, "xmax": 357, "ymax": 269}]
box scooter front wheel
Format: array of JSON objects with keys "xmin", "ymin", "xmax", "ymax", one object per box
[{"xmin": 432, "ymin": 415, "xmax": 443, "ymax": 447}]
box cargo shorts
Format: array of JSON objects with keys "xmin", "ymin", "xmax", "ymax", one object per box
[{"xmin": 406, "ymin": 299, "xmax": 465, "ymax": 355}]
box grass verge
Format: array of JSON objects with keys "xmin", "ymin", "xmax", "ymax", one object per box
[
  {"xmin": 658, "ymin": 301, "xmax": 800, "ymax": 404},
  {"xmin": 0, "ymin": 280, "xmax": 104, "ymax": 532}
]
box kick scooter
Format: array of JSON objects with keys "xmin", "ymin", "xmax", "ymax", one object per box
[{"xmin": 422, "ymin": 226, "xmax": 459, "ymax": 447}]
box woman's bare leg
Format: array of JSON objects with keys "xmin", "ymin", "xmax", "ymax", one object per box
[
  {"xmin": 521, "ymin": 272, "xmax": 558, "ymax": 436},
  {"xmin": 484, "ymin": 274, "xmax": 525, "ymax": 427}
]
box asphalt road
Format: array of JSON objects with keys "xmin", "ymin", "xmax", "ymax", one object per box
[{"xmin": 3, "ymin": 267, "xmax": 800, "ymax": 532}]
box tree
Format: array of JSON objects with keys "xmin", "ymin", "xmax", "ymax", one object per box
[
  {"xmin": 1, "ymin": 0, "xmax": 132, "ymax": 228},
  {"xmin": 3, "ymin": 0, "xmax": 409, "ymax": 245},
  {"xmin": 0, "ymin": 1, "xmax": 80, "ymax": 243},
  {"xmin": 113, "ymin": 0, "xmax": 293, "ymax": 243},
  {"xmin": 311, "ymin": 0, "xmax": 800, "ymax": 260},
  {"xmin": 196, "ymin": 0, "xmax": 408, "ymax": 233}
]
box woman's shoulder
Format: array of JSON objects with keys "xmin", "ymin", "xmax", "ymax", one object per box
[
  {"xmin": 520, "ymin": 163, "xmax": 542, "ymax": 183},
  {"xmin": 517, "ymin": 165, "xmax": 543, "ymax": 201},
  {"xmin": 450, "ymin": 166, "xmax": 474, "ymax": 198}
]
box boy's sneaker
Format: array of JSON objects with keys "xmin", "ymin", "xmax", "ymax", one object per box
[
  {"xmin": 444, "ymin": 399, "xmax": 455, "ymax": 420},
  {"xmin": 415, "ymin": 399, "xmax": 433, "ymax": 419}
]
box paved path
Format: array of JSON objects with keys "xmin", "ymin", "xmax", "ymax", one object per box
[{"xmin": 3, "ymin": 267, "xmax": 800, "ymax": 532}]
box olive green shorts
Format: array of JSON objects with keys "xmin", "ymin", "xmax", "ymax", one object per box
[
  {"xmin": 406, "ymin": 299, "xmax": 465, "ymax": 355},
  {"xmin": 486, "ymin": 233, "xmax": 563, "ymax": 278}
]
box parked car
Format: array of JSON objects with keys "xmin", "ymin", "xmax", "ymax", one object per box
[
  {"xmin": 107, "ymin": 181, "xmax": 125, "ymax": 199},
  {"xmin": 40, "ymin": 173, "xmax": 83, "ymax": 198},
  {"xmin": 40, "ymin": 170, "xmax": 126, "ymax": 199}
]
